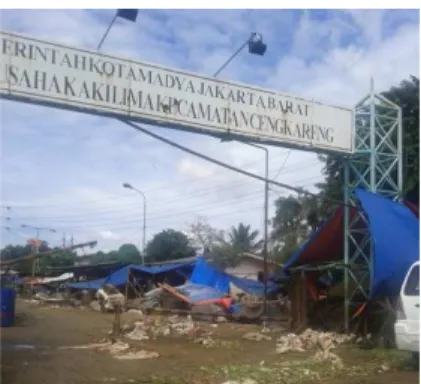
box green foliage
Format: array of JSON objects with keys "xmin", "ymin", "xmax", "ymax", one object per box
[
  {"xmin": 382, "ymin": 75, "xmax": 419, "ymax": 199},
  {"xmin": 209, "ymin": 243, "xmax": 244, "ymax": 269},
  {"xmin": 270, "ymin": 195, "xmax": 321, "ymax": 263},
  {"xmin": 145, "ymin": 229, "xmax": 196, "ymax": 262},
  {"xmin": 117, "ymin": 243, "xmax": 142, "ymax": 263},
  {"xmin": 227, "ymin": 222, "xmax": 263, "ymax": 253},
  {"xmin": 0, "ymin": 242, "xmax": 141, "ymax": 273},
  {"xmin": 0, "ymin": 244, "xmax": 77, "ymax": 274}
]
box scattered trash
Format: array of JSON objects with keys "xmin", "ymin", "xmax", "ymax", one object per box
[
  {"xmin": 61, "ymin": 339, "xmax": 159, "ymax": 360},
  {"xmin": 124, "ymin": 322, "xmax": 149, "ymax": 341},
  {"xmin": 90, "ymin": 301, "xmax": 102, "ymax": 312},
  {"xmin": 243, "ymin": 332, "xmax": 272, "ymax": 342},
  {"xmin": 313, "ymin": 349, "xmax": 344, "ymax": 369},
  {"xmin": 194, "ymin": 336, "xmax": 215, "ymax": 348},
  {"xmin": 120, "ymin": 314, "xmax": 205, "ymax": 341},
  {"xmin": 379, "ymin": 363, "xmax": 390, "ymax": 372}
]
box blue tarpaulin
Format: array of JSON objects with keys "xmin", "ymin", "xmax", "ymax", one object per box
[
  {"xmin": 355, "ymin": 189, "xmax": 420, "ymax": 299},
  {"xmin": 229, "ymin": 275, "xmax": 279, "ymax": 297},
  {"xmin": 131, "ymin": 262, "xmax": 195, "ymax": 275},
  {"xmin": 67, "ymin": 278, "xmax": 106, "ymax": 290},
  {"xmin": 281, "ymin": 188, "xmax": 419, "ymax": 300},
  {"xmin": 189, "ymin": 257, "xmax": 231, "ymax": 293},
  {"xmin": 66, "ymin": 261, "xmax": 195, "ymax": 290}
]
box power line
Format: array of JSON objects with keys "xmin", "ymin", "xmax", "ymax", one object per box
[
  {"xmin": 2, "ymin": 182, "xmax": 321, "ymax": 237},
  {"xmin": 1, "ymin": 152, "xmax": 320, "ymax": 210},
  {"xmin": 0, "ymin": 176, "xmax": 323, "ymax": 227},
  {"xmin": 273, "ymin": 150, "xmax": 291, "ymax": 180},
  {"xmin": 2, "ymin": 173, "xmax": 323, "ymax": 222}
]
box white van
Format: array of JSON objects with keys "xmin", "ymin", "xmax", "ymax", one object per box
[{"xmin": 395, "ymin": 260, "xmax": 420, "ymax": 358}]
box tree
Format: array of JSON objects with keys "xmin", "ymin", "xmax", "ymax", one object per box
[
  {"xmin": 227, "ymin": 223, "xmax": 263, "ymax": 253},
  {"xmin": 117, "ymin": 243, "xmax": 142, "ymax": 263},
  {"xmin": 209, "ymin": 243, "xmax": 243, "ymax": 269},
  {"xmin": 0, "ymin": 244, "xmax": 77, "ymax": 274},
  {"xmin": 382, "ymin": 76, "xmax": 419, "ymax": 202},
  {"xmin": 186, "ymin": 217, "xmax": 225, "ymax": 254},
  {"xmin": 270, "ymin": 195, "xmax": 322, "ymax": 263},
  {"xmin": 145, "ymin": 229, "xmax": 196, "ymax": 263}
]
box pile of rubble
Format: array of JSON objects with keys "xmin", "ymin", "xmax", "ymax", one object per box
[
  {"xmin": 275, "ymin": 328, "xmax": 355, "ymax": 369},
  {"xmin": 60, "ymin": 340, "xmax": 159, "ymax": 360},
  {"xmin": 276, "ymin": 328, "xmax": 355, "ymax": 354}
]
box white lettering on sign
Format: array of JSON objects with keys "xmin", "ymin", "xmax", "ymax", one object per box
[{"xmin": 0, "ymin": 31, "xmax": 354, "ymax": 153}]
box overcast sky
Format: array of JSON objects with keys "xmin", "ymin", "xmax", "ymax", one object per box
[{"xmin": 0, "ymin": 9, "xmax": 419, "ymax": 252}]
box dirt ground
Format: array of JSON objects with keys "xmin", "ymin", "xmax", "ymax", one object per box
[{"xmin": 1, "ymin": 300, "xmax": 419, "ymax": 384}]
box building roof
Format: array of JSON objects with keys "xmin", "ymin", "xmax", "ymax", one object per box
[
  {"xmin": 146, "ymin": 253, "xmax": 281, "ymax": 267},
  {"xmin": 146, "ymin": 256, "xmax": 199, "ymax": 266},
  {"xmin": 239, "ymin": 252, "xmax": 281, "ymax": 266}
]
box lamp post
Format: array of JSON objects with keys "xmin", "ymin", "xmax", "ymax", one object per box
[
  {"xmin": 215, "ymin": 32, "xmax": 269, "ymax": 313},
  {"xmin": 220, "ymin": 140, "xmax": 270, "ymax": 312},
  {"xmin": 246, "ymin": 143, "xmax": 269, "ymax": 313},
  {"xmin": 21, "ymin": 224, "xmax": 56, "ymax": 276},
  {"xmin": 123, "ymin": 183, "xmax": 146, "ymax": 265}
]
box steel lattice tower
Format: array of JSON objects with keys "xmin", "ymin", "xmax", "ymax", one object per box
[{"xmin": 343, "ymin": 79, "xmax": 403, "ymax": 330}]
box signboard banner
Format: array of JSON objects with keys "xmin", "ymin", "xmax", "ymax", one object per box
[{"xmin": 0, "ymin": 30, "xmax": 354, "ymax": 153}]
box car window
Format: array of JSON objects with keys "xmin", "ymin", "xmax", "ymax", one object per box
[{"xmin": 404, "ymin": 265, "xmax": 419, "ymax": 296}]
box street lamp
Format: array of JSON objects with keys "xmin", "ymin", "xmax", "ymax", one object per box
[
  {"xmin": 215, "ymin": 32, "xmax": 269, "ymax": 313},
  {"xmin": 221, "ymin": 140, "xmax": 270, "ymax": 312},
  {"xmin": 123, "ymin": 182, "xmax": 146, "ymax": 265},
  {"xmin": 214, "ymin": 32, "xmax": 267, "ymax": 77}
]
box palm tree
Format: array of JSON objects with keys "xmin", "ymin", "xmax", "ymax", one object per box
[{"xmin": 228, "ymin": 223, "xmax": 263, "ymax": 253}]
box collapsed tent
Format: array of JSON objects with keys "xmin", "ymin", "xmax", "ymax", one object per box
[
  {"xmin": 229, "ymin": 275, "xmax": 279, "ymax": 296},
  {"xmin": 190, "ymin": 257, "xmax": 280, "ymax": 297},
  {"xmin": 190, "ymin": 257, "xmax": 231, "ymax": 293},
  {"xmin": 282, "ymin": 188, "xmax": 419, "ymax": 300}
]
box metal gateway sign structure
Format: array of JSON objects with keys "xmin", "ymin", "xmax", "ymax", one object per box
[
  {"xmin": 0, "ymin": 30, "xmax": 404, "ymax": 329},
  {"xmin": 0, "ymin": 30, "xmax": 353, "ymax": 154}
]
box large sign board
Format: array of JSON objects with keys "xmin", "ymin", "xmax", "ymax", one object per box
[{"xmin": 0, "ymin": 30, "xmax": 354, "ymax": 153}]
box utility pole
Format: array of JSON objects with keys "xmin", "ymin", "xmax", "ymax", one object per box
[
  {"xmin": 62, "ymin": 233, "xmax": 67, "ymax": 248},
  {"xmin": 70, "ymin": 234, "xmax": 74, "ymax": 248}
]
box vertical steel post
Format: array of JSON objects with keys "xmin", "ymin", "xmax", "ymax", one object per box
[{"xmin": 343, "ymin": 159, "xmax": 350, "ymax": 332}]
